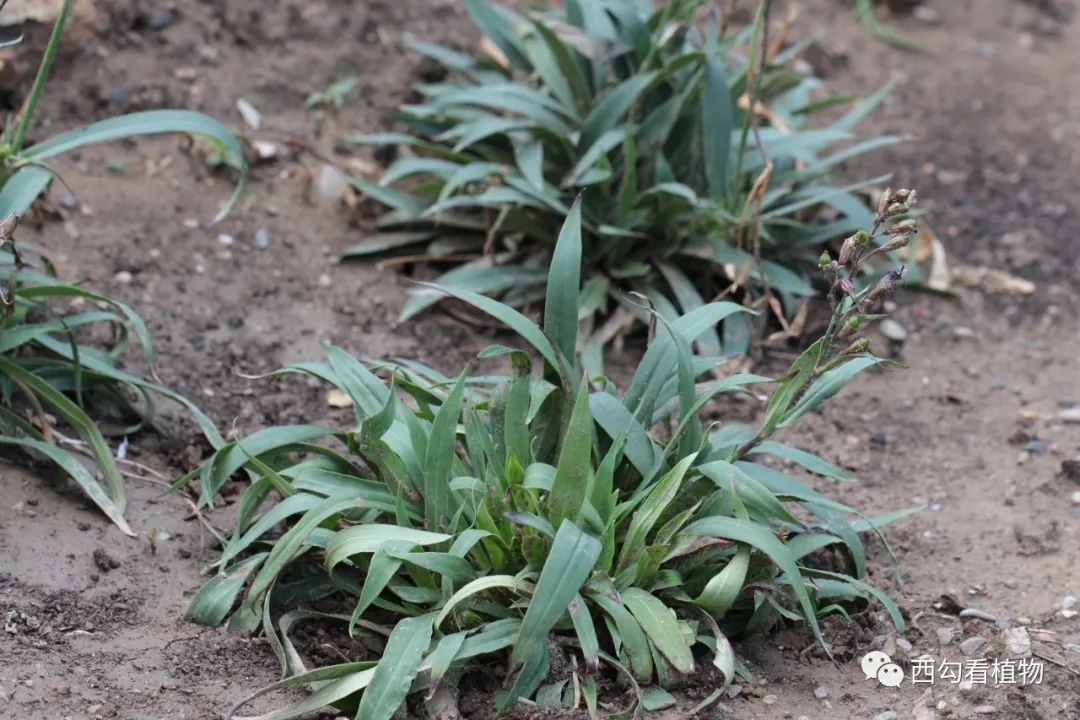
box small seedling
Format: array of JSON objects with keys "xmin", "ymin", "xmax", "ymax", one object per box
[
  {"xmin": 304, "ymin": 76, "xmax": 359, "ymax": 110},
  {"xmin": 148, "ymin": 527, "xmax": 171, "ymax": 555}
]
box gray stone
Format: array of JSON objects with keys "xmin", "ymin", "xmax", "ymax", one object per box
[
  {"xmin": 960, "ymin": 636, "xmax": 987, "ymax": 656},
  {"xmin": 316, "ymin": 163, "xmax": 349, "ymax": 200},
  {"xmin": 880, "ymin": 319, "xmax": 907, "ymax": 343},
  {"xmin": 236, "ymin": 97, "xmax": 262, "ymax": 131},
  {"xmin": 1004, "ymin": 627, "xmax": 1031, "ymax": 657},
  {"xmin": 937, "ymin": 628, "xmax": 956, "ymax": 645},
  {"xmin": 813, "ymin": 686, "xmax": 829, "ymax": 700},
  {"xmin": 147, "ymin": 10, "xmax": 177, "ymax": 30},
  {"xmin": 1059, "ymin": 409, "xmax": 1080, "ymax": 424}
]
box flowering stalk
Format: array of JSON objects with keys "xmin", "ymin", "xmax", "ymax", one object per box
[{"xmin": 733, "ymin": 187, "xmax": 918, "ymax": 460}]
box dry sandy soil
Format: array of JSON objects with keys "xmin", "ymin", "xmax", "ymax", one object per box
[{"xmin": 1, "ymin": 1, "xmax": 1079, "ymax": 718}]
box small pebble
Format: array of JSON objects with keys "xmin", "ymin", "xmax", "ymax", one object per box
[
  {"xmin": 813, "ymin": 686, "xmax": 829, "ymax": 700},
  {"xmin": 1026, "ymin": 439, "xmax": 1047, "ymax": 455},
  {"xmin": 763, "ymin": 694, "xmax": 777, "ymax": 705},
  {"xmin": 1059, "ymin": 408, "xmax": 1080, "ymax": 424},
  {"xmin": 60, "ymin": 190, "xmax": 78, "ymax": 209},
  {"xmin": 217, "ymin": 233, "xmax": 234, "ymax": 246},
  {"xmin": 236, "ymin": 97, "xmax": 262, "ymax": 131},
  {"xmin": 317, "ymin": 273, "xmax": 332, "ymax": 287},
  {"xmin": 873, "ymin": 712, "xmax": 898, "ymax": 720},
  {"xmin": 1064, "ymin": 643, "xmax": 1080, "ymax": 655},
  {"xmin": 1064, "ymin": 596, "xmax": 1078, "ymax": 610},
  {"xmin": 913, "ymin": 6, "xmax": 941, "ymax": 23},
  {"xmin": 113, "ymin": 270, "xmax": 133, "ymax": 284},
  {"xmin": 880, "ymin": 319, "xmax": 907, "ymax": 343},
  {"xmin": 937, "ymin": 628, "xmax": 956, "ymax": 645},
  {"xmin": 316, "ymin": 163, "xmax": 349, "ymax": 200},
  {"xmin": 253, "ymin": 141, "xmax": 279, "ymax": 161},
  {"xmin": 1004, "ymin": 627, "xmax": 1031, "ymax": 657},
  {"xmin": 960, "ymin": 636, "xmax": 987, "ymax": 656},
  {"xmin": 255, "ymin": 229, "xmax": 270, "ymax": 249},
  {"xmin": 869, "ymin": 431, "xmax": 887, "ymax": 447},
  {"xmin": 960, "ymin": 608, "xmax": 996, "ymax": 622},
  {"xmin": 147, "ymin": 9, "xmax": 177, "ymax": 30},
  {"xmin": 896, "ymin": 637, "xmax": 913, "ymax": 653},
  {"xmin": 1070, "ymin": 491, "xmax": 1080, "ymax": 505}
]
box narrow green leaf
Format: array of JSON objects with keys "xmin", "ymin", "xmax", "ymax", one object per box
[
  {"xmin": 781, "ymin": 356, "xmax": 882, "ymax": 427},
  {"xmin": 0, "ymin": 435, "xmax": 132, "ymax": 536},
  {"xmin": 463, "ymin": 0, "xmax": 532, "ymax": 71},
  {"xmin": 579, "ymin": 73, "xmax": 655, "ymax": 151},
  {"xmin": 413, "ymin": 282, "xmax": 563, "ymax": 374},
  {"xmin": 548, "ymin": 383, "xmax": 593, "ymax": 528},
  {"xmin": 185, "ymin": 554, "xmax": 267, "ymax": 626},
  {"xmin": 569, "ymin": 593, "xmax": 600, "ymax": 672},
  {"xmin": 543, "ymin": 199, "xmax": 583, "ymax": 366},
  {"xmin": 0, "ymin": 356, "xmax": 128, "ymax": 526},
  {"xmin": 682, "ymin": 515, "xmax": 826, "ymax": 651},
  {"xmin": 621, "ymin": 588, "xmax": 695, "ymax": 673},
  {"xmin": 325, "ymin": 525, "xmax": 452, "ymax": 570},
  {"xmin": 701, "ymin": 50, "xmax": 733, "ymax": 199},
  {"xmin": 21, "ymin": 110, "xmax": 246, "ymax": 223},
  {"xmin": 424, "ymin": 371, "xmax": 468, "ymax": 530},
  {"xmin": 510, "ymin": 521, "xmax": 601, "ymax": 669},
  {"xmin": 358, "ymin": 614, "xmax": 435, "ymax": 720},
  {"xmin": 618, "ymin": 454, "xmax": 696, "ymax": 570},
  {"xmin": 591, "ymin": 592, "xmax": 653, "ymax": 681}
]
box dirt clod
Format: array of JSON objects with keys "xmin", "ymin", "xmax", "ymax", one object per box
[
  {"xmin": 1060, "ymin": 459, "xmax": 1080, "ymax": 483},
  {"xmin": 91, "ymin": 549, "xmax": 120, "ymax": 572}
]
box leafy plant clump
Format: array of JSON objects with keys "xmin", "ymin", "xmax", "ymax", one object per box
[
  {"xmin": 189, "ymin": 192, "xmax": 919, "ymax": 720},
  {"xmin": 0, "ymin": 0, "xmax": 244, "ymax": 534},
  {"xmin": 347, "ymin": 0, "xmax": 898, "ymax": 359}
]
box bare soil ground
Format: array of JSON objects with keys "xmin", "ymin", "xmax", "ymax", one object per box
[{"xmin": 1, "ymin": 1, "xmax": 1078, "ymax": 719}]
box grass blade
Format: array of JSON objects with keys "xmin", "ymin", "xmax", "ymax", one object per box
[
  {"xmin": 543, "ymin": 199, "xmax": 583, "ymax": 367},
  {"xmin": 510, "ymin": 521, "xmax": 601, "ymax": 671},
  {"xmin": 358, "ymin": 614, "xmax": 436, "ymax": 720},
  {"xmin": 548, "ymin": 382, "xmax": 593, "ymax": 529}
]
